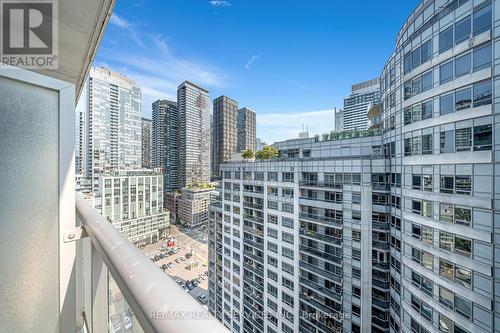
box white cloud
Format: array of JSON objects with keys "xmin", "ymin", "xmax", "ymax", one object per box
[
  {"xmin": 100, "ymin": 14, "xmax": 226, "ymax": 117},
  {"xmin": 110, "ymin": 14, "xmax": 130, "ymax": 29},
  {"xmin": 245, "ymin": 54, "xmax": 261, "ymax": 70},
  {"xmin": 257, "ymin": 109, "xmax": 336, "ymax": 144},
  {"xmin": 209, "ymin": 0, "xmax": 231, "ymax": 6}
]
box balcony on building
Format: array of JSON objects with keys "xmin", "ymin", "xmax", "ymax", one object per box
[{"xmin": 0, "ymin": 1, "xmax": 227, "ymax": 332}]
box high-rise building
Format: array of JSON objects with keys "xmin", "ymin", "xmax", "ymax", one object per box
[
  {"xmin": 212, "ymin": 96, "xmax": 239, "ymax": 179},
  {"xmin": 334, "ymin": 107, "xmax": 343, "ymax": 132},
  {"xmin": 342, "ymin": 78, "xmax": 380, "ymax": 131},
  {"xmin": 76, "ymin": 67, "xmax": 142, "ymax": 191},
  {"xmin": 95, "ymin": 169, "xmax": 169, "ymax": 245},
  {"xmin": 141, "ymin": 117, "xmax": 152, "ymax": 169},
  {"xmin": 177, "ymin": 81, "xmax": 211, "ymax": 187},
  {"xmin": 237, "ymin": 107, "xmax": 256, "ymax": 153},
  {"xmin": 152, "ymin": 99, "xmax": 179, "ymax": 191},
  {"xmin": 209, "ymin": 2, "xmax": 497, "ymax": 333}
]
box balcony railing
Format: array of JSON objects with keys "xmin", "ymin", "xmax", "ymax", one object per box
[
  {"xmin": 299, "ymin": 212, "xmax": 343, "ymax": 228},
  {"xmin": 76, "ymin": 194, "xmax": 227, "ymax": 333},
  {"xmin": 299, "ymin": 228, "xmax": 342, "ymax": 245},
  {"xmin": 299, "ymin": 180, "xmax": 343, "ymax": 189}
]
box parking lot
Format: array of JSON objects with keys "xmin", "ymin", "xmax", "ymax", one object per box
[{"xmin": 143, "ymin": 224, "xmax": 209, "ymax": 307}]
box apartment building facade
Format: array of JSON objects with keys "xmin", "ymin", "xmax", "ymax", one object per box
[
  {"xmin": 152, "ymin": 99, "xmax": 179, "ymax": 191},
  {"xmin": 76, "ymin": 67, "xmax": 142, "ymax": 191},
  {"xmin": 209, "ymin": 1, "xmax": 497, "ymax": 333},
  {"xmin": 178, "ymin": 187, "xmax": 214, "ymax": 227},
  {"xmin": 237, "ymin": 107, "xmax": 257, "ymax": 153},
  {"xmin": 379, "ymin": 1, "xmax": 496, "ymax": 333},
  {"xmin": 213, "ymin": 96, "xmax": 239, "ymax": 179},
  {"xmin": 177, "ymin": 81, "xmax": 211, "ymax": 187},
  {"xmin": 141, "ymin": 117, "xmax": 152, "ymax": 169},
  {"xmin": 95, "ymin": 170, "xmax": 169, "ymax": 245},
  {"xmin": 343, "ymin": 79, "xmax": 381, "ymax": 132}
]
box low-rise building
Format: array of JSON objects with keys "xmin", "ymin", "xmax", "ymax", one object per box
[
  {"xmin": 95, "ymin": 169, "xmax": 169, "ymax": 245},
  {"xmin": 178, "ymin": 185, "xmax": 215, "ymax": 228}
]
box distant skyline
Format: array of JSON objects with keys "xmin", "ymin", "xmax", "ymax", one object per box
[{"xmin": 94, "ymin": 0, "xmax": 421, "ymax": 143}]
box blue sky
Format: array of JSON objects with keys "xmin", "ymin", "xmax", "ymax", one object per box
[{"xmin": 94, "ymin": 0, "xmax": 421, "ymax": 144}]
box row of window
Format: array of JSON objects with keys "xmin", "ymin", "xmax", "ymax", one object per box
[
  {"xmin": 403, "ymin": 2, "xmax": 492, "ymax": 75},
  {"xmin": 403, "ymin": 123, "xmax": 492, "ymax": 157}
]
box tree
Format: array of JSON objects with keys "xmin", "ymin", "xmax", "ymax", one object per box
[
  {"xmin": 255, "ymin": 145, "xmax": 279, "ymax": 160},
  {"xmin": 241, "ymin": 149, "xmax": 254, "ymax": 159}
]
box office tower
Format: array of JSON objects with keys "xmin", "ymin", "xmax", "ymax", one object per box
[
  {"xmin": 212, "ymin": 96, "xmax": 239, "ymax": 179},
  {"xmin": 177, "ymin": 81, "xmax": 211, "ymax": 187},
  {"xmin": 237, "ymin": 107, "xmax": 257, "ymax": 153},
  {"xmin": 334, "ymin": 107, "xmax": 344, "ymax": 132},
  {"xmin": 152, "ymin": 99, "xmax": 179, "ymax": 191},
  {"xmin": 75, "ymin": 80, "xmax": 88, "ymax": 175},
  {"xmin": 178, "ymin": 186, "xmax": 214, "ymax": 227},
  {"xmin": 380, "ymin": 1, "xmax": 495, "ymax": 333},
  {"xmin": 141, "ymin": 117, "xmax": 152, "ymax": 168},
  {"xmin": 343, "ymin": 78, "xmax": 380, "ymax": 131},
  {"xmin": 77, "ymin": 67, "xmax": 142, "ymax": 191},
  {"xmin": 95, "ymin": 170, "xmax": 169, "ymax": 245}
]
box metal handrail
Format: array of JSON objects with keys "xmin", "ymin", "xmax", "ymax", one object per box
[{"xmin": 76, "ymin": 194, "xmax": 228, "ymax": 333}]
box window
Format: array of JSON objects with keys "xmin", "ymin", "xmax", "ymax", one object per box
[
  {"xmin": 422, "ymin": 252, "xmax": 433, "ymax": 270},
  {"xmin": 412, "ymin": 136, "xmax": 421, "ymax": 155},
  {"xmin": 440, "ymin": 61, "xmax": 453, "ymax": 84},
  {"xmin": 439, "ymin": 260, "xmax": 454, "ymax": 281},
  {"xmin": 455, "ymin": 236, "xmax": 471, "ymax": 257},
  {"xmin": 412, "ymin": 175, "xmax": 421, "ymax": 190},
  {"xmin": 439, "ymin": 287, "xmax": 454, "ymax": 310},
  {"xmin": 268, "ymin": 172, "xmax": 278, "ymax": 181},
  {"xmin": 455, "ymin": 175, "xmax": 471, "ymax": 195},
  {"xmin": 421, "ymin": 39, "xmax": 432, "ymax": 63},
  {"xmin": 473, "ymin": 44, "xmax": 491, "ymax": 71},
  {"xmin": 412, "ymin": 47, "xmax": 421, "ymax": 69},
  {"xmin": 422, "ymin": 226, "xmax": 433, "ymax": 244},
  {"xmin": 422, "ymin": 174, "xmax": 433, "ymax": 191},
  {"xmin": 455, "ymin": 127, "xmax": 472, "ymax": 151},
  {"xmin": 422, "ymin": 100, "xmax": 433, "ymax": 119},
  {"xmin": 404, "ymin": 52, "xmax": 412, "ymax": 74},
  {"xmin": 473, "ymin": 3, "xmax": 492, "ymax": 36},
  {"xmin": 422, "ymin": 134, "xmax": 433, "ymax": 155},
  {"xmin": 421, "ymin": 71, "xmax": 433, "ymax": 92},
  {"xmin": 404, "ymin": 108, "xmax": 412, "ymax": 125},
  {"xmin": 404, "ymin": 81, "xmax": 412, "ymax": 100},
  {"xmin": 440, "ymin": 231, "xmax": 455, "ymax": 252},
  {"xmin": 455, "ymin": 16, "xmax": 471, "ymax": 45},
  {"xmin": 422, "ymin": 201, "xmax": 433, "ymax": 218},
  {"xmin": 440, "ymin": 130, "xmax": 454, "ymax": 153},
  {"xmin": 473, "ymin": 81, "xmax": 492, "ymax": 107},
  {"xmin": 440, "ymin": 176, "xmax": 454, "ymax": 194},
  {"xmin": 439, "ymin": 26, "xmax": 454, "ymax": 53},
  {"xmin": 439, "ymin": 314, "xmax": 453, "ymax": 333},
  {"xmin": 404, "ymin": 138, "xmax": 411, "ymax": 156},
  {"xmin": 412, "ymin": 224, "xmax": 421, "ymax": 238},
  {"xmin": 455, "ymin": 295, "xmax": 472, "ymax": 319},
  {"xmin": 440, "ymin": 93, "xmax": 454, "ymax": 115},
  {"xmin": 440, "ymin": 204, "xmax": 454, "ymax": 222},
  {"xmin": 455, "ymin": 207, "xmax": 471, "ymax": 226},
  {"xmin": 454, "ymin": 54, "xmax": 471, "ymax": 81},
  {"xmin": 412, "ymin": 201, "xmax": 422, "ymax": 215},
  {"xmin": 455, "ymin": 87, "xmax": 472, "ymax": 111},
  {"xmin": 412, "ymin": 77, "xmax": 421, "ymax": 96},
  {"xmin": 455, "ymin": 266, "xmax": 472, "ymax": 288},
  {"xmin": 474, "ymin": 124, "xmax": 492, "ymax": 151}
]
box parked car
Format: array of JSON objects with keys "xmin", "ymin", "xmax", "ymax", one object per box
[
  {"xmin": 176, "ymin": 279, "xmax": 183, "ymax": 286},
  {"xmin": 159, "ymin": 253, "xmax": 165, "ymax": 259},
  {"xmin": 153, "ymin": 255, "xmax": 159, "ymax": 261},
  {"xmin": 186, "ymin": 280, "xmax": 194, "ymax": 290},
  {"xmin": 168, "ymin": 262, "xmax": 174, "ymax": 268},
  {"xmin": 197, "ymin": 293, "xmax": 208, "ymax": 305},
  {"xmin": 196, "ymin": 277, "xmax": 202, "ymax": 283},
  {"xmin": 175, "ymin": 258, "xmax": 180, "ymax": 264},
  {"xmin": 185, "ymin": 253, "xmax": 192, "ymax": 259},
  {"xmin": 161, "ymin": 264, "xmax": 167, "ymax": 270},
  {"xmin": 180, "ymin": 257, "xmax": 186, "ymax": 261},
  {"xmin": 191, "ymin": 279, "xmax": 198, "ymax": 287}
]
